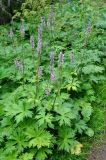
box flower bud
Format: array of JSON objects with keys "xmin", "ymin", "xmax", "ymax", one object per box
[
  {"xmin": 50, "ymin": 68, "xmax": 55, "ymax": 81},
  {"xmin": 14, "ymin": 59, "xmax": 23, "ymax": 70}
]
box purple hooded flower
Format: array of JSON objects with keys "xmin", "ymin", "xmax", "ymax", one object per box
[
  {"xmin": 37, "ymin": 25, "xmax": 42, "ymax": 54},
  {"xmin": 50, "ymin": 68, "xmax": 55, "ymax": 81},
  {"xmin": 47, "ymin": 5, "xmax": 55, "ymax": 28},
  {"xmin": 86, "ymin": 23, "xmax": 91, "ymax": 33},
  {"xmin": 14, "ymin": 59, "xmax": 23, "ymax": 70},
  {"xmin": 30, "ymin": 35, "xmax": 35, "ymax": 50},
  {"xmin": 58, "ymin": 52, "xmax": 64, "ymax": 67},
  {"xmin": 41, "ymin": 17, "xmax": 46, "ymax": 27}
]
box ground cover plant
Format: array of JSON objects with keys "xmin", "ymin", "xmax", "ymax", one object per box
[{"xmin": 0, "ymin": 0, "xmax": 106, "ymax": 160}]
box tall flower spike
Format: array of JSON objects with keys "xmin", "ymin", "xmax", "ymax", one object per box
[
  {"xmin": 14, "ymin": 59, "xmax": 23, "ymax": 71},
  {"xmin": 86, "ymin": 23, "xmax": 91, "ymax": 33},
  {"xmin": 37, "ymin": 25, "xmax": 42, "ymax": 55},
  {"xmin": 41, "ymin": 17, "xmax": 46, "ymax": 27},
  {"xmin": 47, "ymin": 5, "xmax": 55, "ymax": 28},
  {"xmin": 50, "ymin": 67, "xmax": 55, "ymax": 81},
  {"xmin": 50, "ymin": 52, "xmax": 54, "ymax": 66},
  {"xmin": 9, "ymin": 28, "xmax": 14, "ymax": 39},
  {"xmin": 30, "ymin": 35, "xmax": 35, "ymax": 50},
  {"xmin": 20, "ymin": 20, "xmax": 25, "ymax": 38},
  {"xmin": 58, "ymin": 52, "xmax": 64, "ymax": 67}
]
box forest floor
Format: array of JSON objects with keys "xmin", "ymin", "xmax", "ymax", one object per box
[
  {"xmin": 88, "ymin": 144, "xmax": 106, "ymax": 160},
  {"xmin": 87, "ymin": 130, "xmax": 106, "ymax": 160}
]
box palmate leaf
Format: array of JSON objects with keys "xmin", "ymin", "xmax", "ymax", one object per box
[
  {"xmin": 5, "ymin": 141, "xmax": 16, "ymax": 154},
  {"xmin": 15, "ymin": 109, "xmax": 33, "ymax": 124},
  {"xmin": 0, "ymin": 103, "xmax": 4, "ymax": 116},
  {"xmin": 1, "ymin": 117, "xmax": 14, "ymax": 127},
  {"xmin": 79, "ymin": 49, "xmax": 102, "ymax": 64},
  {"xmin": 75, "ymin": 120, "xmax": 87, "ymax": 134},
  {"xmin": 82, "ymin": 65, "xmax": 104, "ymax": 75},
  {"xmin": 36, "ymin": 148, "xmax": 52, "ymax": 160},
  {"xmin": 35, "ymin": 111, "xmax": 54, "ymax": 128},
  {"xmin": 0, "ymin": 152, "xmax": 17, "ymax": 160},
  {"xmin": 89, "ymin": 75, "xmax": 106, "ymax": 83},
  {"xmin": 8, "ymin": 129, "xmax": 27, "ymax": 154},
  {"xmin": 0, "ymin": 117, "xmax": 16, "ymax": 138},
  {"xmin": 78, "ymin": 100, "xmax": 93, "ymax": 121},
  {"xmin": 81, "ymin": 103, "xmax": 92, "ymax": 121},
  {"xmin": 57, "ymin": 126, "xmax": 75, "ymax": 152},
  {"xmin": 65, "ymin": 78, "xmax": 80, "ymax": 91},
  {"xmin": 26, "ymin": 126, "xmax": 53, "ymax": 149},
  {"xmin": 0, "ymin": 149, "xmax": 5, "ymax": 160},
  {"xmin": 55, "ymin": 104, "xmax": 76, "ymax": 126},
  {"xmin": 19, "ymin": 152, "xmax": 34, "ymax": 160},
  {"xmin": 4, "ymin": 100, "xmax": 33, "ymax": 123}
]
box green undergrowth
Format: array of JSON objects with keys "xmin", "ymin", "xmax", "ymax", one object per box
[{"xmin": 0, "ymin": 0, "xmax": 106, "ymax": 160}]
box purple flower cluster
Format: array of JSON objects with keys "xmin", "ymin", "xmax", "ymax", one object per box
[
  {"xmin": 37, "ymin": 25, "xmax": 42, "ymax": 55},
  {"xmin": 50, "ymin": 68, "xmax": 55, "ymax": 81},
  {"xmin": 14, "ymin": 59, "xmax": 23, "ymax": 70},
  {"xmin": 41, "ymin": 17, "xmax": 46, "ymax": 27},
  {"xmin": 50, "ymin": 52, "xmax": 55, "ymax": 81},
  {"xmin": 86, "ymin": 23, "xmax": 91, "ymax": 33},
  {"xmin": 47, "ymin": 5, "xmax": 55, "ymax": 28}
]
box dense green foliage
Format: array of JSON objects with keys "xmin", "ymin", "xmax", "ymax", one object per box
[{"xmin": 0, "ymin": 0, "xmax": 106, "ymax": 160}]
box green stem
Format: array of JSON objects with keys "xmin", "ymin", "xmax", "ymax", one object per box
[
  {"xmin": 32, "ymin": 49, "xmax": 35, "ymax": 67},
  {"xmin": 21, "ymin": 39, "xmax": 25, "ymax": 90},
  {"xmin": 58, "ymin": 65, "xmax": 63, "ymax": 95},
  {"xmin": 36, "ymin": 53, "xmax": 41, "ymax": 97}
]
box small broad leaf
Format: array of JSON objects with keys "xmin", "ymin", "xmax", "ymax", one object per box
[
  {"xmin": 75, "ymin": 120, "xmax": 87, "ymax": 134},
  {"xmin": 85, "ymin": 128, "xmax": 94, "ymax": 137}
]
